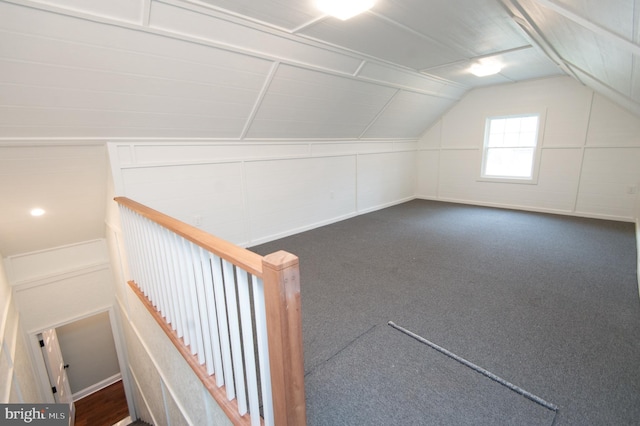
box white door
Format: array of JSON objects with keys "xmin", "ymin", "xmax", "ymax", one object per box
[{"xmin": 40, "ymin": 328, "xmax": 76, "ymax": 425}]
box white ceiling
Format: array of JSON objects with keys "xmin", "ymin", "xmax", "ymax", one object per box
[
  {"xmin": 0, "ymin": 0, "xmax": 638, "ymax": 256},
  {"xmin": 0, "ymin": 143, "xmax": 107, "ymax": 257}
]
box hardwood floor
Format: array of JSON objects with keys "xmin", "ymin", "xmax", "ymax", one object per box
[{"xmin": 74, "ymin": 380, "xmax": 130, "ymax": 426}]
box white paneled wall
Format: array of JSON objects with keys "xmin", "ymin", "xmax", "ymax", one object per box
[
  {"xmin": 0, "ymin": 297, "xmax": 42, "ymax": 403},
  {"xmin": 245, "ymin": 156, "xmax": 357, "ymax": 241},
  {"xmin": 1, "ymin": 256, "xmax": 46, "ymax": 404},
  {"xmin": 418, "ymin": 76, "xmax": 640, "ymax": 221},
  {"xmin": 577, "ymin": 148, "xmax": 640, "ymax": 218},
  {"xmin": 5, "ymin": 240, "xmax": 114, "ymax": 332},
  {"xmin": 122, "ymin": 162, "xmax": 248, "ymax": 243},
  {"xmin": 357, "ymin": 151, "xmax": 416, "ymax": 212},
  {"xmin": 586, "ymin": 95, "xmax": 640, "ymax": 147},
  {"xmin": 109, "ymin": 140, "xmax": 417, "ymax": 248},
  {"xmin": 4, "ymin": 239, "xmax": 108, "ymax": 284}
]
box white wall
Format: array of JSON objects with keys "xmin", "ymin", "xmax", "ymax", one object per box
[
  {"xmin": 0, "ymin": 254, "xmax": 42, "ymax": 403},
  {"xmin": 417, "ymin": 76, "xmax": 640, "ymax": 222},
  {"xmin": 3, "ymin": 239, "xmax": 118, "ymax": 404},
  {"xmin": 108, "ymin": 140, "xmax": 417, "ymax": 248},
  {"xmin": 5, "ymin": 240, "xmax": 114, "ymax": 332}
]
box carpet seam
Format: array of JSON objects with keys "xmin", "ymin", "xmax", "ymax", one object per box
[
  {"xmin": 304, "ymin": 324, "xmax": 379, "ymax": 377},
  {"xmin": 388, "ymin": 321, "xmax": 559, "ymax": 418}
]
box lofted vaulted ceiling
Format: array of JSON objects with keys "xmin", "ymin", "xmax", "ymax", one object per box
[
  {"xmin": 0, "ymin": 0, "xmax": 639, "ymax": 256},
  {"xmin": 1, "ymin": 0, "xmax": 639, "ymax": 140}
]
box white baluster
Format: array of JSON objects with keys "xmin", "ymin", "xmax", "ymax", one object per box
[
  {"xmin": 181, "ymin": 237, "xmax": 202, "ymax": 356},
  {"xmin": 163, "ymin": 228, "xmax": 184, "ymax": 337},
  {"xmin": 153, "ymin": 222, "xmax": 173, "ymax": 325},
  {"xmin": 118, "ymin": 201, "xmax": 284, "ymax": 425},
  {"xmin": 187, "ymin": 242, "xmax": 206, "ymax": 365},
  {"xmin": 237, "ymin": 270, "xmax": 260, "ymax": 425},
  {"xmin": 211, "ymin": 254, "xmax": 235, "ymax": 399},
  {"xmin": 142, "ymin": 218, "xmax": 160, "ymax": 310},
  {"xmin": 169, "ymin": 232, "xmax": 190, "ymax": 344},
  {"xmin": 253, "ymin": 276, "xmax": 274, "ymax": 426},
  {"xmin": 132, "ymin": 213, "xmax": 151, "ymax": 296},
  {"xmin": 122, "ymin": 209, "xmax": 142, "ymax": 290},
  {"xmin": 204, "ymin": 252, "xmax": 225, "ymax": 384},
  {"xmin": 119, "ymin": 208, "xmax": 139, "ymax": 286},
  {"xmin": 141, "ymin": 216, "xmax": 155, "ymax": 299},
  {"xmin": 222, "ymin": 259, "xmax": 247, "ymax": 415}
]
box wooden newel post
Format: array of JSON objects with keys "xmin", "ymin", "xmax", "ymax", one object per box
[{"xmin": 262, "ymin": 250, "xmax": 307, "ymax": 426}]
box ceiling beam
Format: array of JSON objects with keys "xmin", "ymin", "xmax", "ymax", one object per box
[
  {"xmin": 500, "ymin": 0, "xmax": 579, "ymax": 81},
  {"xmin": 532, "ymin": 0, "xmax": 640, "ymax": 57}
]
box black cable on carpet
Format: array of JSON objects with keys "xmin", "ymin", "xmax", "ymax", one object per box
[{"xmin": 388, "ymin": 321, "xmax": 559, "ymax": 417}]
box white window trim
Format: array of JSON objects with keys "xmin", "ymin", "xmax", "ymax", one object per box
[{"xmin": 478, "ymin": 111, "xmax": 545, "ymax": 185}]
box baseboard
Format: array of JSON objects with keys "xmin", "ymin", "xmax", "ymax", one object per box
[
  {"xmin": 415, "ymin": 196, "xmax": 635, "ymax": 223},
  {"xmin": 356, "ymin": 196, "xmax": 416, "ymax": 215},
  {"xmin": 246, "ymin": 211, "xmax": 358, "ymax": 248},
  {"xmin": 112, "ymin": 416, "xmax": 131, "ymax": 426},
  {"xmin": 246, "ymin": 196, "xmax": 416, "ymax": 249},
  {"xmin": 73, "ymin": 372, "xmax": 122, "ymax": 401}
]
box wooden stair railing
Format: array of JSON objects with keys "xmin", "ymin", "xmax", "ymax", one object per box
[{"xmin": 114, "ymin": 197, "xmax": 306, "ymax": 426}]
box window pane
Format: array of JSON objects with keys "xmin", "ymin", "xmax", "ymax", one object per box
[
  {"xmin": 505, "ymin": 118, "xmax": 521, "ymax": 134},
  {"xmin": 490, "ymin": 118, "xmax": 506, "ymax": 135},
  {"xmin": 484, "ymin": 148, "xmax": 534, "ymax": 178},
  {"xmin": 521, "ymin": 116, "xmax": 538, "ymax": 133},
  {"xmin": 503, "ymin": 132, "xmax": 520, "ymax": 146},
  {"xmin": 488, "ymin": 132, "xmax": 505, "ymax": 147},
  {"xmin": 517, "ymin": 131, "xmax": 537, "ymax": 147},
  {"xmin": 482, "ymin": 114, "xmax": 539, "ymax": 180}
]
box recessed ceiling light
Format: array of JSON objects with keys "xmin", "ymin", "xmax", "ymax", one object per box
[
  {"xmin": 315, "ymin": 0, "xmax": 376, "ymax": 20},
  {"xmin": 30, "ymin": 208, "xmax": 46, "ymax": 217},
  {"xmin": 470, "ymin": 60, "xmax": 502, "ymax": 77}
]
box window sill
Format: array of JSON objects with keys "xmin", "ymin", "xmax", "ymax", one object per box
[{"xmin": 477, "ymin": 176, "xmax": 539, "ymax": 185}]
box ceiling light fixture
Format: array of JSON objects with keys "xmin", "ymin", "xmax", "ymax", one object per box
[
  {"xmin": 315, "ymin": 0, "xmax": 376, "ymax": 20},
  {"xmin": 30, "ymin": 208, "xmax": 46, "ymax": 217},
  {"xmin": 470, "ymin": 60, "xmax": 502, "ymax": 77}
]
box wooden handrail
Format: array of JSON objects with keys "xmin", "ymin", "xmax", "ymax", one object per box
[
  {"xmin": 115, "ymin": 197, "xmax": 307, "ymax": 426},
  {"xmin": 114, "ymin": 197, "xmax": 264, "ymax": 276}
]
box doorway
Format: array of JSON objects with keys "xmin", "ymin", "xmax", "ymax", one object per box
[
  {"xmin": 37, "ymin": 310, "xmax": 130, "ymax": 425},
  {"xmin": 38, "ymin": 327, "xmax": 75, "ymax": 425}
]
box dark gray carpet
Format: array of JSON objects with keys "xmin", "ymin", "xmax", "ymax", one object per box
[
  {"xmin": 305, "ymin": 324, "xmax": 556, "ymax": 426},
  {"xmin": 251, "ymin": 200, "xmax": 640, "ymax": 425}
]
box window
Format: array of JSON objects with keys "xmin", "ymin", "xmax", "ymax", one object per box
[{"xmin": 481, "ymin": 114, "xmax": 541, "ymax": 182}]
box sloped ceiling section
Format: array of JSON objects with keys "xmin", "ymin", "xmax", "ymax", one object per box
[
  {"xmin": 0, "ymin": 0, "xmax": 563, "ymax": 141},
  {"xmin": 500, "ymin": 0, "xmax": 640, "ymax": 116},
  {"xmin": 0, "ymin": 2, "xmax": 277, "ymax": 138},
  {"xmin": 1, "ymin": 0, "xmax": 637, "ymax": 138}
]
